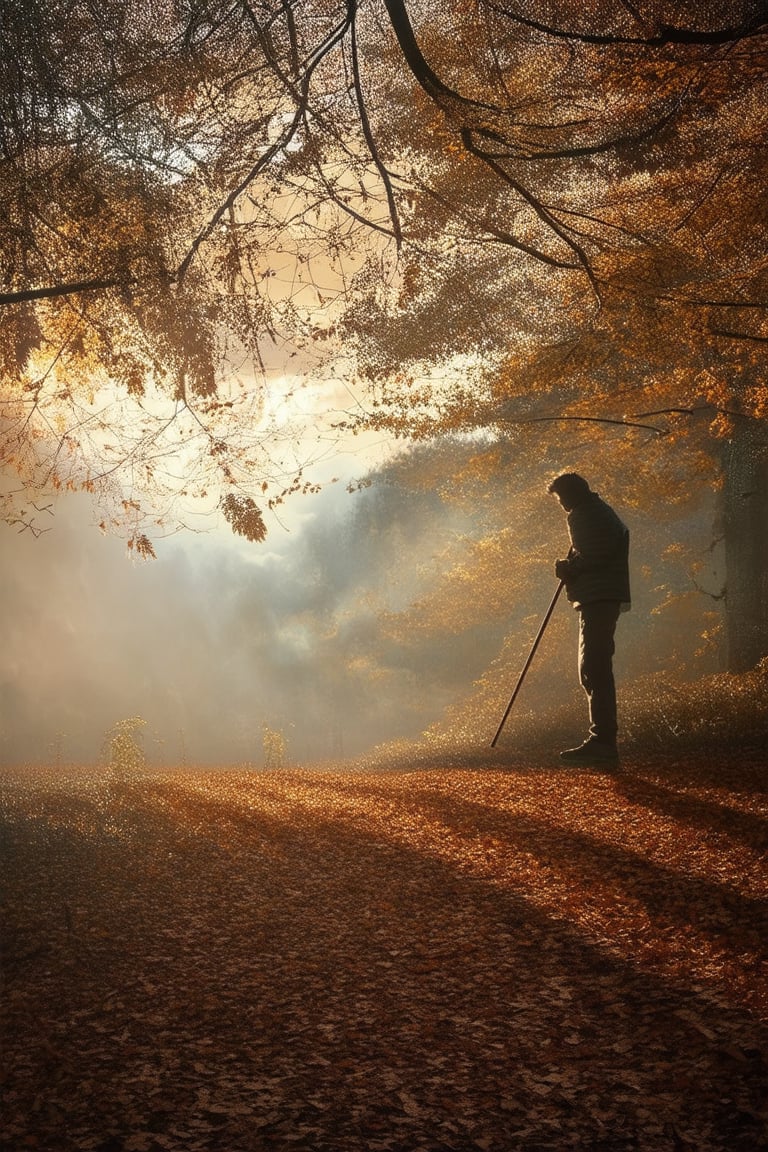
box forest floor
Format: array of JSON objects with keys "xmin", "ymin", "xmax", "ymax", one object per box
[{"xmin": 1, "ymin": 753, "xmax": 767, "ymax": 1152}]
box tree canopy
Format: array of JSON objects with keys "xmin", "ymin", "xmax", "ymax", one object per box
[{"xmin": 1, "ymin": 1, "xmax": 767, "ymax": 662}]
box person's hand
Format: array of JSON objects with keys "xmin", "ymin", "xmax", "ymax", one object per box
[{"xmin": 555, "ymin": 558, "xmax": 570, "ymax": 581}]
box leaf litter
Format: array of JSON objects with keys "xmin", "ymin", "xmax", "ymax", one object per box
[{"xmin": 1, "ymin": 755, "xmax": 767, "ymax": 1151}]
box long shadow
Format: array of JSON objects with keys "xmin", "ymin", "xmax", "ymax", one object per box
[
  {"xmin": 315, "ymin": 774, "xmax": 768, "ymax": 954},
  {"xmin": 12, "ymin": 771, "xmax": 767, "ymax": 989},
  {"xmin": 614, "ymin": 773, "xmax": 768, "ymax": 852},
  {"xmin": 116, "ymin": 774, "xmax": 768, "ymax": 1006},
  {"xmin": 3, "ymin": 774, "xmax": 768, "ymax": 1151},
  {"xmin": 156, "ymin": 772, "xmax": 767, "ymax": 966},
  {"xmin": 7, "ymin": 772, "xmax": 765, "ymax": 981},
  {"xmin": 619, "ymin": 746, "xmax": 767, "ymax": 794},
  {"xmin": 347, "ymin": 751, "xmax": 768, "ymax": 857}
]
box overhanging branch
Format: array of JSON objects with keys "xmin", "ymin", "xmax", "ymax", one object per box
[
  {"xmin": 0, "ymin": 277, "xmax": 136, "ymax": 307},
  {"xmin": 381, "ymin": 0, "xmax": 502, "ymax": 113},
  {"xmin": 498, "ymin": 414, "xmax": 668, "ymax": 434},
  {"xmin": 489, "ymin": 4, "xmax": 768, "ymax": 47}
]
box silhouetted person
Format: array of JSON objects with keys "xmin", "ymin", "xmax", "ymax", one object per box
[{"xmin": 548, "ymin": 473, "xmax": 630, "ymax": 766}]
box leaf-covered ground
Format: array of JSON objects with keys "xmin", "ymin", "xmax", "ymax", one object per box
[{"xmin": 2, "ymin": 756, "xmax": 767, "ymax": 1152}]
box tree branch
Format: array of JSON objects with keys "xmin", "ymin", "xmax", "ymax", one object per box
[
  {"xmin": 710, "ymin": 328, "xmax": 768, "ymax": 343},
  {"xmin": 381, "ymin": 0, "xmax": 502, "ymax": 113},
  {"xmin": 0, "ymin": 277, "xmax": 136, "ymax": 307},
  {"xmin": 666, "ymin": 298, "xmax": 768, "ymax": 309},
  {"xmin": 632, "ymin": 404, "xmax": 758, "ymax": 423},
  {"xmin": 459, "ymin": 129, "xmax": 601, "ymax": 299},
  {"xmin": 499, "ymin": 414, "xmax": 668, "ymax": 434},
  {"xmin": 177, "ymin": 2, "xmax": 354, "ymax": 284},
  {"xmin": 348, "ymin": 3, "xmax": 402, "ymax": 249},
  {"xmin": 463, "ymin": 93, "xmax": 684, "ymax": 162},
  {"xmin": 488, "ymin": 4, "xmax": 768, "ymax": 47}
]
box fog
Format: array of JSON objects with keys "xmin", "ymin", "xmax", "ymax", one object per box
[
  {"xmin": 0, "ymin": 467, "xmax": 483, "ymax": 766},
  {"xmin": 1, "ymin": 430, "xmax": 723, "ymax": 768}
]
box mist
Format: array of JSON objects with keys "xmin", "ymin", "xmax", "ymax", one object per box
[
  {"xmin": 1, "ymin": 431, "xmax": 723, "ymax": 768},
  {"xmin": 0, "ymin": 466, "xmax": 481, "ymax": 767}
]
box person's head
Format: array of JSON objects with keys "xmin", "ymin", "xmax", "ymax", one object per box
[{"xmin": 548, "ymin": 472, "xmax": 591, "ymax": 511}]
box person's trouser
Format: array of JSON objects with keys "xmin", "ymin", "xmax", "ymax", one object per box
[{"xmin": 578, "ymin": 601, "xmax": 621, "ymax": 744}]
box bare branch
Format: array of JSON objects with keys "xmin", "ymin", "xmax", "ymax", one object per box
[
  {"xmin": 410, "ymin": 177, "xmax": 581, "ymax": 268},
  {"xmin": 176, "ymin": 121, "xmax": 304, "ymax": 285},
  {"xmin": 663, "ymin": 298, "xmax": 768, "ymax": 309},
  {"xmin": 632, "ymin": 405, "xmax": 758, "ymax": 423},
  {"xmin": 177, "ymin": 2, "xmax": 355, "ymax": 284}
]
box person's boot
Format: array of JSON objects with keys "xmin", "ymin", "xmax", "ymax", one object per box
[{"xmin": 559, "ymin": 738, "xmax": 619, "ymax": 766}]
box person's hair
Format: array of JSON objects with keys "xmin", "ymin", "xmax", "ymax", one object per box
[{"xmin": 547, "ymin": 472, "xmax": 591, "ymax": 502}]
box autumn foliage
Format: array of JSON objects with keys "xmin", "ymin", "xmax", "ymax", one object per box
[
  {"xmin": 2, "ymin": 1, "xmax": 767, "ymax": 545},
  {"xmin": 2, "ymin": 749, "xmax": 766, "ymax": 1151}
]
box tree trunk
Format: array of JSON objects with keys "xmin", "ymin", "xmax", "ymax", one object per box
[{"xmin": 722, "ymin": 422, "xmax": 768, "ymax": 671}]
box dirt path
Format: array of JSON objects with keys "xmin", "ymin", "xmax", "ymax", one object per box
[{"xmin": 2, "ymin": 760, "xmax": 767, "ymax": 1151}]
